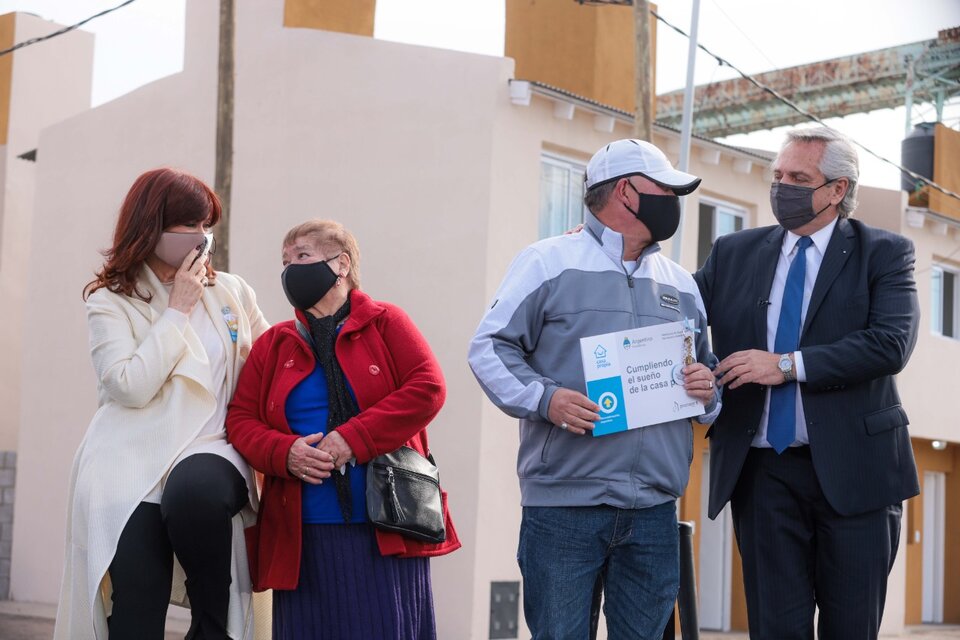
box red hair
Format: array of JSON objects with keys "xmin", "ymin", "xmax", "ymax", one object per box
[{"xmin": 84, "ymin": 168, "xmax": 222, "ymax": 301}]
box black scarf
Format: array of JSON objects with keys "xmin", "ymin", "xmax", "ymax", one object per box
[{"xmin": 305, "ymin": 297, "xmax": 358, "ymax": 523}]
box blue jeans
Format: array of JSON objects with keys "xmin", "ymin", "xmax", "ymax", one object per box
[{"xmin": 518, "ymin": 502, "xmax": 679, "ymax": 640}]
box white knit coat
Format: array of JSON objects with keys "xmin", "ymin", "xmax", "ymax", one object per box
[{"xmin": 54, "ymin": 266, "xmax": 271, "ymax": 639}]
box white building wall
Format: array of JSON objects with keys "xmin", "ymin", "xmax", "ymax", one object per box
[{"xmin": 0, "ymin": 14, "xmax": 92, "ymax": 453}]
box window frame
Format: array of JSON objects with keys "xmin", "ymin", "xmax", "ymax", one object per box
[
  {"xmin": 538, "ymin": 152, "xmax": 589, "ymax": 240},
  {"xmin": 931, "ymin": 263, "xmax": 958, "ymax": 339},
  {"xmin": 697, "ymin": 197, "xmax": 747, "ymax": 267}
]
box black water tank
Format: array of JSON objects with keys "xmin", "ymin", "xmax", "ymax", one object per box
[{"xmin": 901, "ymin": 122, "xmax": 936, "ymax": 193}]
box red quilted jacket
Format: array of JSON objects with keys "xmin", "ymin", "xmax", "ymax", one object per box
[{"xmin": 226, "ymin": 289, "xmax": 460, "ymax": 591}]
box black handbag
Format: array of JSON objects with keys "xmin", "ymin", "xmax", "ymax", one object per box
[{"xmin": 366, "ymin": 446, "xmax": 446, "ymax": 544}]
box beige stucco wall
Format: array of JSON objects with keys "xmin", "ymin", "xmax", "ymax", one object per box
[
  {"xmin": 899, "ymin": 220, "xmax": 960, "ymax": 443},
  {"xmin": 0, "ymin": 14, "xmax": 92, "ymax": 453},
  {"xmin": 857, "ymin": 184, "xmax": 904, "ymax": 233},
  {"xmin": 853, "ymin": 186, "xmax": 958, "ymax": 444}
]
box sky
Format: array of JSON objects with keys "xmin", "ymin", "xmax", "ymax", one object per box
[{"xmin": 2, "ymin": 0, "xmax": 959, "ymax": 190}]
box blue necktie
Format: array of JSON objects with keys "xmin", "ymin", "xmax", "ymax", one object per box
[{"xmin": 767, "ymin": 236, "xmax": 812, "ymax": 453}]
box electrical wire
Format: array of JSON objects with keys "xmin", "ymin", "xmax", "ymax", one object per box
[
  {"xmin": 707, "ymin": 0, "xmax": 780, "ymax": 71},
  {"xmin": 650, "ymin": 8, "xmax": 960, "ymax": 204},
  {"xmin": 0, "ymin": 0, "xmax": 139, "ymax": 58}
]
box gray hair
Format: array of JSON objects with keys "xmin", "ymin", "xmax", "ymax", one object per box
[
  {"xmin": 780, "ymin": 126, "xmax": 859, "ymax": 218},
  {"xmin": 584, "ymin": 180, "xmax": 618, "ymax": 215}
]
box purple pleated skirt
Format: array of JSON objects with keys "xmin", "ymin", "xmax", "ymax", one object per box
[{"xmin": 273, "ymin": 523, "xmax": 437, "ymax": 640}]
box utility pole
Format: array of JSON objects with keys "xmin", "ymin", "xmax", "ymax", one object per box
[
  {"xmin": 213, "ymin": 0, "xmax": 236, "ymax": 272},
  {"xmin": 671, "ymin": 0, "xmax": 701, "ymax": 264},
  {"xmin": 633, "ymin": 0, "xmax": 652, "ymax": 141}
]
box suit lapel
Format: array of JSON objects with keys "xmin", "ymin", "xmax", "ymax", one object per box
[
  {"xmin": 755, "ymin": 227, "xmax": 784, "ymax": 348},
  {"xmin": 802, "ymin": 218, "xmax": 855, "ymax": 336}
]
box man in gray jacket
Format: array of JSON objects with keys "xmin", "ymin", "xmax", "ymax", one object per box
[{"xmin": 469, "ymin": 139, "xmax": 720, "ymax": 639}]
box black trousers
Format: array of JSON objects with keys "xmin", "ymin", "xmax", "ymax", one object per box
[
  {"xmin": 731, "ymin": 447, "xmax": 902, "ymax": 640},
  {"xmin": 108, "ymin": 453, "xmax": 248, "ymax": 640}
]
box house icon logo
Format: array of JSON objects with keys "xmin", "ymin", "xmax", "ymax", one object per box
[{"xmin": 594, "ymin": 345, "xmax": 607, "ymax": 360}]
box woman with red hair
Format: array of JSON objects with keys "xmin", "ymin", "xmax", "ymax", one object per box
[{"xmin": 55, "ymin": 168, "xmax": 270, "ymax": 640}]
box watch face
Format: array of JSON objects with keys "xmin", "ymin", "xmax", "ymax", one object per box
[{"xmin": 779, "ymin": 355, "xmax": 791, "ymax": 372}]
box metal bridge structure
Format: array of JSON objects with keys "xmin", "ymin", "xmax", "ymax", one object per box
[{"xmin": 655, "ymin": 27, "xmax": 960, "ymax": 138}]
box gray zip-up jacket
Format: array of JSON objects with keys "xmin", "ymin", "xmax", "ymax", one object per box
[{"xmin": 468, "ymin": 212, "xmax": 720, "ymax": 509}]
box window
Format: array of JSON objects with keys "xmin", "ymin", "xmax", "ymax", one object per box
[
  {"xmin": 932, "ymin": 266, "xmax": 957, "ymax": 338},
  {"xmin": 697, "ymin": 200, "xmax": 746, "ymax": 267},
  {"xmin": 539, "ymin": 154, "xmax": 588, "ymax": 240}
]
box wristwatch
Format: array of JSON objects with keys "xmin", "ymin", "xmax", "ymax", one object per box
[{"xmin": 778, "ymin": 353, "xmax": 796, "ymax": 382}]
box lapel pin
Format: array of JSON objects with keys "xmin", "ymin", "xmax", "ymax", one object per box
[{"xmin": 221, "ymin": 306, "xmax": 238, "ymax": 343}]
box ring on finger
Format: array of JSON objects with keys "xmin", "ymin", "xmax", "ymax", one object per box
[{"xmin": 560, "ymin": 422, "xmax": 569, "ymax": 430}]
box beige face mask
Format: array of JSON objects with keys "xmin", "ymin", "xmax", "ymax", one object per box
[{"xmin": 154, "ymin": 231, "xmax": 212, "ymax": 268}]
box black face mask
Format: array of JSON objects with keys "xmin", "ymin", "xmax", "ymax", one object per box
[
  {"xmin": 281, "ymin": 258, "xmax": 339, "ymax": 310},
  {"xmin": 624, "ymin": 181, "xmax": 681, "ymax": 242},
  {"xmin": 770, "ymin": 180, "xmax": 835, "ymax": 230}
]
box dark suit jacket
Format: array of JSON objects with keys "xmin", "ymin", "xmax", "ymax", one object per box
[{"xmin": 695, "ymin": 217, "xmax": 921, "ymax": 519}]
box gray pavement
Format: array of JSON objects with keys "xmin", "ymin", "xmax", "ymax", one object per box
[
  {"xmin": 698, "ymin": 629, "xmax": 960, "ymax": 640},
  {"xmin": 0, "ymin": 600, "xmax": 183, "ymax": 639},
  {"xmin": 2, "ymin": 600, "xmax": 959, "ymax": 639}
]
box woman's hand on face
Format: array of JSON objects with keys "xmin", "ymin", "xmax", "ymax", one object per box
[
  {"xmin": 316, "ymin": 430, "xmax": 354, "ymax": 472},
  {"xmin": 168, "ymin": 247, "xmax": 208, "ymax": 314},
  {"xmin": 287, "ymin": 432, "xmax": 335, "ymax": 485}
]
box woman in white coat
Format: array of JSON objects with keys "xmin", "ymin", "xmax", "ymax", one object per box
[{"xmin": 54, "ymin": 168, "xmax": 270, "ymax": 639}]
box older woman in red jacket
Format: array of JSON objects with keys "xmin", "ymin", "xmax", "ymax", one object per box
[{"xmin": 226, "ymin": 219, "xmax": 459, "ymax": 640}]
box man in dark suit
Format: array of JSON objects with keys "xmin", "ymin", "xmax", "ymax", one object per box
[{"xmin": 695, "ymin": 126, "xmax": 920, "ymax": 639}]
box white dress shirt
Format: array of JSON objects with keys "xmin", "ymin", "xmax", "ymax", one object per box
[{"xmin": 752, "ymin": 217, "xmax": 838, "ymax": 448}]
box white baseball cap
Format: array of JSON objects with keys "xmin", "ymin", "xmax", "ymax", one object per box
[{"xmin": 585, "ymin": 139, "xmax": 701, "ymax": 195}]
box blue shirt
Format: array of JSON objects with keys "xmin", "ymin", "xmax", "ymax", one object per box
[{"xmin": 286, "ymin": 362, "xmax": 368, "ymax": 524}]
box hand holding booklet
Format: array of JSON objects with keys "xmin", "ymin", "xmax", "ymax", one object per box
[{"xmin": 579, "ymin": 320, "xmax": 703, "ymax": 437}]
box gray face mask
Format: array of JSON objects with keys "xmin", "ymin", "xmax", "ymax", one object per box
[
  {"xmin": 154, "ymin": 231, "xmax": 212, "ymax": 268},
  {"xmin": 770, "ymin": 180, "xmax": 835, "ymax": 230}
]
